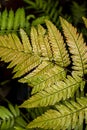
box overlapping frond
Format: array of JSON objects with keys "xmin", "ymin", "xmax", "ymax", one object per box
[
  {"xmin": 27, "ymin": 97, "xmax": 87, "ymax": 129},
  {"xmin": 19, "ymin": 60, "xmax": 66, "ymax": 94},
  {"xmin": 0, "ymin": 14, "xmax": 87, "ymax": 130},
  {"xmin": 23, "ymin": 0, "xmax": 62, "ymax": 26},
  {"xmin": 0, "ymin": 31, "xmax": 41, "ymax": 78},
  {"xmin": 46, "ymin": 20, "xmax": 70, "ymax": 67},
  {"xmin": 60, "ymin": 17, "xmax": 87, "ymax": 76},
  {"xmin": 20, "ymin": 72, "xmax": 85, "ymax": 108},
  {"xmin": 0, "ymin": 21, "xmax": 69, "ymax": 82}
]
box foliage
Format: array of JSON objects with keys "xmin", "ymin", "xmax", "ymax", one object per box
[
  {"xmin": 23, "ymin": 0, "xmax": 62, "ymax": 26},
  {"xmin": 0, "ymin": 8, "xmax": 49, "ymax": 35},
  {"xmin": 0, "ymin": 8, "xmax": 29, "ymax": 34},
  {"xmin": 0, "ymin": 14, "xmax": 87, "ymax": 130},
  {"xmin": 71, "ymin": 1, "xmax": 87, "ymax": 25},
  {"xmin": 0, "ymin": 103, "xmax": 27, "ymax": 130}
]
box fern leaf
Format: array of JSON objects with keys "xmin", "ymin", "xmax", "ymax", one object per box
[
  {"xmin": 19, "ymin": 60, "xmax": 66, "ymax": 94},
  {"xmin": 60, "ymin": 17, "xmax": 87, "ymax": 76},
  {"xmin": 45, "ymin": 20, "xmax": 70, "ymax": 67},
  {"xmin": 20, "ymin": 29, "xmax": 32, "ymax": 53},
  {"xmin": 20, "ymin": 73, "xmax": 85, "ymax": 108},
  {"xmin": 19, "ymin": 8, "xmax": 26, "ymax": 28},
  {"xmin": 13, "ymin": 8, "xmax": 23, "ymax": 30},
  {"xmin": 7, "ymin": 9, "xmax": 14, "ymax": 30},
  {"xmin": 0, "ymin": 33, "xmax": 41, "ymax": 78},
  {"xmin": 0, "ymin": 104, "xmax": 26, "ymax": 130},
  {"xmin": 27, "ymin": 97, "xmax": 87, "ymax": 129},
  {"xmin": 24, "ymin": 0, "xmax": 62, "ymax": 27},
  {"xmin": 0, "ymin": 8, "xmax": 30, "ymax": 34},
  {"xmin": 32, "ymin": 16, "xmax": 49, "ymax": 26},
  {"xmin": 82, "ymin": 17, "xmax": 87, "ymax": 28},
  {"xmin": 30, "ymin": 26, "xmax": 41, "ymax": 55},
  {"xmin": 37, "ymin": 25, "xmax": 52, "ymax": 59},
  {"xmin": 1, "ymin": 9, "xmax": 8, "ymax": 31},
  {"xmin": 13, "ymin": 54, "xmax": 41, "ymax": 78}
]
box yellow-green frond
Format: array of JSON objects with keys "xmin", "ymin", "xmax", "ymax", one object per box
[
  {"xmin": 13, "ymin": 54, "xmax": 41, "ymax": 78},
  {"xmin": 27, "ymin": 97, "xmax": 87, "ymax": 130},
  {"xmin": 45, "ymin": 20, "xmax": 70, "ymax": 67},
  {"xmin": 20, "ymin": 29, "xmax": 32, "ymax": 53},
  {"xmin": 20, "ymin": 73, "xmax": 85, "ymax": 108},
  {"xmin": 37, "ymin": 25, "xmax": 52, "ymax": 59},
  {"xmin": 60, "ymin": 17, "xmax": 87, "ymax": 76},
  {"xmin": 30, "ymin": 26, "xmax": 41, "ymax": 55},
  {"xmin": 0, "ymin": 32, "xmax": 41, "ymax": 78},
  {"xmin": 0, "ymin": 34, "xmax": 23, "ymax": 64},
  {"xmin": 19, "ymin": 60, "xmax": 66, "ymax": 94}
]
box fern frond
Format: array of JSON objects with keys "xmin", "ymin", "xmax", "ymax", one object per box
[
  {"xmin": 0, "ymin": 104, "xmax": 27, "ymax": 130},
  {"xmin": 0, "ymin": 18, "xmax": 70, "ymax": 80},
  {"xmin": 82, "ymin": 17, "xmax": 87, "ymax": 28},
  {"xmin": 19, "ymin": 29, "xmax": 32, "ymax": 53},
  {"xmin": 23, "ymin": 0, "xmax": 62, "ymax": 26},
  {"xmin": 20, "ymin": 73, "xmax": 85, "ymax": 108},
  {"xmin": 0, "ymin": 8, "xmax": 30, "ymax": 34},
  {"xmin": 27, "ymin": 97, "xmax": 87, "ymax": 129},
  {"xmin": 60, "ymin": 17, "xmax": 87, "ymax": 76},
  {"xmin": 0, "ymin": 32, "xmax": 41, "ymax": 78},
  {"xmin": 45, "ymin": 20, "xmax": 70, "ymax": 67},
  {"xmin": 30, "ymin": 25, "xmax": 51, "ymax": 57},
  {"xmin": 30, "ymin": 26, "xmax": 41, "ymax": 55},
  {"xmin": 1, "ymin": 9, "xmax": 8, "ymax": 31},
  {"xmin": 19, "ymin": 61, "xmax": 66, "ymax": 94},
  {"xmin": 37, "ymin": 25, "xmax": 52, "ymax": 59}
]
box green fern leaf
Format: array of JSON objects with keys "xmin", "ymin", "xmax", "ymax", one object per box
[
  {"xmin": 0, "ymin": 104, "xmax": 26, "ymax": 130},
  {"xmin": 20, "ymin": 72, "xmax": 85, "ymax": 108},
  {"xmin": 27, "ymin": 97, "xmax": 87, "ymax": 129},
  {"xmin": 45, "ymin": 20, "xmax": 70, "ymax": 67},
  {"xmin": 60, "ymin": 17, "xmax": 87, "ymax": 76},
  {"xmin": 24, "ymin": 0, "xmax": 62, "ymax": 26},
  {"xmin": 1, "ymin": 9, "xmax": 8, "ymax": 31},
  {"xmin": 0, "ymin": 8, "xmax": 31, "ymax": 34},
  {"xmin": 13, "ymin": 8, "xmax": 24, "ymax": 30},
  {"xmin": 7, "ymin": 9, "xmax": 14, "ymax": 30}
]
